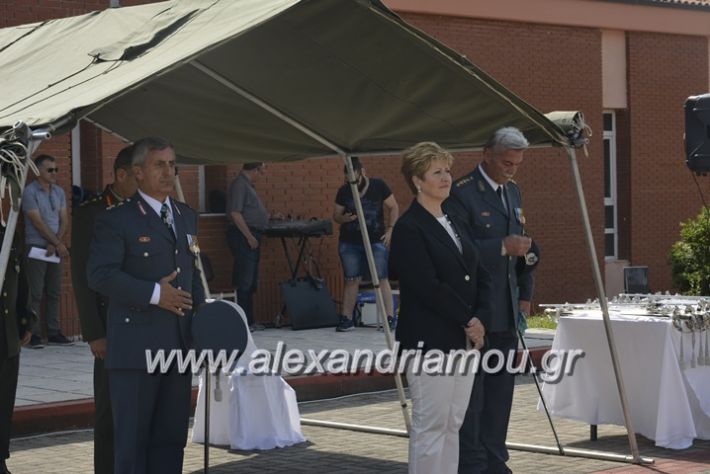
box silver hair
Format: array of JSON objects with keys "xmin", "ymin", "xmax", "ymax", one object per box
[
  {"xmin": 131, "ymin": 137, "xmax": 173, "ymax": 166},
  {"xmin": 484, "ymin": 127, "xmax": 529, "ymax": 152}
]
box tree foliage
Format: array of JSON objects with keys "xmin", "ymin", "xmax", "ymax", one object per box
[{"xmin": 669, "ymin": 207, "xmax": 710, "ymax": 295}]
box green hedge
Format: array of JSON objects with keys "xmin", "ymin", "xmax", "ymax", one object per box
[{"xmin": 669, "ymin": 207, "xmax": 710, "ymax": 295}]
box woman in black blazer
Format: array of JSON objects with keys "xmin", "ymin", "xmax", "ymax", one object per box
[{"xmin": 390, "ymin": 142, "xmax": 491, "ymax": 474}]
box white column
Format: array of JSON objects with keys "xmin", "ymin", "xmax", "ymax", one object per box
[{"xmin": 71, "ymin": 124, "xmax": 81, "ymax": 187}]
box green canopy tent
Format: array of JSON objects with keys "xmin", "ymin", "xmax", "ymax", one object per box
[
  {"xmin": 0, "ymin": 0, "xmax": 571, "ymax": 160},
  {"xmin": 0, "ymin": 0, "xmax": 649, "ymax": 467}
]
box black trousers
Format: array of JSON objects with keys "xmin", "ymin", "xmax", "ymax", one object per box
[
  {"xmin": 226, "ymin": 226, "xmax": 261, "ymax": 325},
  {"xmin": 0, "ymin": 355, "xmax": 19, "ymax": 461},
  {"xmin": 459, "ymin": 332, "xmax": 518, "ymax": 474},
  {"xmin": 108, "ymin": 368, "xmax": 191, "ymax": 474},
  {"xmin": 93, "ymin": 357, "xmax": 114, "ymax": 474}
]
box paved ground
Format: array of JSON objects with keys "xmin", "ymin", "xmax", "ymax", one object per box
[
  {"xmin": 15, "ymin": 327, "xmax": 554, "ymax": 406},
  {"xmin": 6, "ymin": 377, "xmax": 710, "ymax": 474}
]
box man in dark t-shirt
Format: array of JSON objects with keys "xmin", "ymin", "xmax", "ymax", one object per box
[{"xmin": 333, "ymin": 157, "xmax": 399, "ymax": 332}]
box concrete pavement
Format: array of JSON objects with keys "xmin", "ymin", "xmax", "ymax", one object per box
[
  {"xmin": 6, "ymin": 378, "xmax": 710, "ymax": 473},
  {"xmin": 8, "ymin": 326, "xmax": 710, "ymax": 473},
  {"xmin": 14, "ymin": 326, "xmax": 554, "ymax": 406}
]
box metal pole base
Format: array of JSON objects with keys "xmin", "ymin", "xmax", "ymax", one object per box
[
  {"xmin": 299, "ymin": 418, "xmax": 655, "ymax": 465},
  {"xmin": 508, "ymin": 442, "xmax": 654, "ymax": 465},
  {"xmin": 300, "ymin": 418, "xmax": 408, "ymax": 438}
]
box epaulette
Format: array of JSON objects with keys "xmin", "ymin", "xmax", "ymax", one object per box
[
  {"xmin": 106, "ymin": 201, "xmax": 126, "ymax": 211},
  {"xmin": 79, "ymin": 196, "xmax": 100, "ymax": 208},
  {"xmin": 455, "ymin": 176, "xmax": 473, "ymax": 188}
]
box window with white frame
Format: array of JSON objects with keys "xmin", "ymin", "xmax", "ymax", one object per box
[{"xmin": 603, "ymin": 111, "xmax": 617, "ymax": 259}]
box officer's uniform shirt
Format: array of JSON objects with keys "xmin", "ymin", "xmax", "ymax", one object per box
[
  {"xmin": 479, "ymin": 165, "xmax": 507, "ymax": 211},
  {"xmin": 137, "ymin": 190, "xmax": 175, "ymax": 305}
]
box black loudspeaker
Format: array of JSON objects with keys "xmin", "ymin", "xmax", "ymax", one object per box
[
  {"xmin": 623, "ymin": 266, "xmax": 649, "ymax": 294},
  {"xmin": 685, "ymin": 93, "xmax": 710, "ymax": 173},
  {"xmin": 280, "ymin": 278, "xmax": 338, "ymax": 330}
]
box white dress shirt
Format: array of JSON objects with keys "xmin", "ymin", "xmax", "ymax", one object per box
[{"xmin": 138, "ymin": 190, "xmax": 175, "ymax": 305}]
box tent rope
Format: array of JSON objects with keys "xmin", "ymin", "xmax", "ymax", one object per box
[{"xmin": 0, "ymin": 123, "xmax": 38, "ymax": 227}]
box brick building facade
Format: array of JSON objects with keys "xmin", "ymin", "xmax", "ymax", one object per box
[{"xmin": 2, "ymin": 0, "xmax": 709, "ymax": 336}]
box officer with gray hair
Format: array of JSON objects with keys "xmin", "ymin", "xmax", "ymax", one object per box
[{"xmin": 446, "ymin": 126, "xmax": 535, "ymax": 474}]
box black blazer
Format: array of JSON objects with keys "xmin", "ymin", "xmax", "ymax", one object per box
[{"xmin": 389, "ymin": 199, "xmax": 492, "ymax": 353}]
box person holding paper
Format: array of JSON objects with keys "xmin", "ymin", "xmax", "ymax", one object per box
[{"xmin": 21, "ymin": 154, "xmax": 71, "ymax": 348}]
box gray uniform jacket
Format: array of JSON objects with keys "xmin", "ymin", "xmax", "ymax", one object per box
[
  {"xmin": 87, "ymin": 193, "xmax": 205, "ymax": 370},
  {"xmin": 445, "ymin": 166, "xmax": 534, "ymax": 333}
]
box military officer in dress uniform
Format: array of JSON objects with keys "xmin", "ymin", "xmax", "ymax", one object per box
[
  {"xmin": 0, "ymin": 231, "xmax": 33, "ymax": 474},
  {"xmin": 71, "ymin": 145, "xmax": 138, "ymax": 474},
  {"xmin": 446, "ymin": 127, "xmax": 535, "ymax": 474},
  {"xmin": 88, "ymin": 137, "xmax": 205, "ymax": 474}
]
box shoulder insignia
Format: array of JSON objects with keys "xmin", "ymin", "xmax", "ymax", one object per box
[
  {"xmin": 455, "ymin": 177, "xmax": 472, "ymax": 188},
  {"xmin": 106, "ymin": 201, "xmax": 125, "ymax": 211},
  {"xmin": 79, "ymin": 196, "xmax": 99, "ymax": 208}
]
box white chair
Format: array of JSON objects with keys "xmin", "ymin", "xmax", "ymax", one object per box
[{"xmin": 192, "ymin": 301, "xmax": 306, "ymax": 450}]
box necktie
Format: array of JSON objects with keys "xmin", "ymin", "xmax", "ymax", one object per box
[
  {"xmin": 496, "ymin": 186, "xmax": 507, "ymax": 213},
  {"xmin": 160, "ymin": 203, "xmax": 172, "ymax": 233}
]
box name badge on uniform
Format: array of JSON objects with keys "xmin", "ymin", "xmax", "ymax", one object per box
[
  {"xmin": 514, "ymin": 207, "xmax": 526, "ymax": 224},
  {"xmin": 187, "ymin": 234, "xmax": 201, "ymax": 256}
]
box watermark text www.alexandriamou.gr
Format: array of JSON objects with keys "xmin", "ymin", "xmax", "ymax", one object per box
[{"xmin": 145, "ymin": 342, "xmax": 584, "ymax": 384}]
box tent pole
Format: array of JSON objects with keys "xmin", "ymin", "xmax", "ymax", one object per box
[
  {"xmin": 518, "ymin": 328, "xmax": 563, "ymax": 454},
  {"xmin": 565, "ymin": 147, "xmax": 645, "ymax": 464},
  {"xmin": 190, "ymin": 60, "xmax": 413, "ymax": 433},
  {"xmin": 343, "ymin": 154, "xmax": 411, "ymax": 434},
  {"xmin": 299, "ymin": 419, "xmax": 654, "ymax": 464}
]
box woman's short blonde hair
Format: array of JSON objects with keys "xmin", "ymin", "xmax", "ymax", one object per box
[{"xmin": 401, "ymin": 142, "xmax": 454, "ymax": 194}]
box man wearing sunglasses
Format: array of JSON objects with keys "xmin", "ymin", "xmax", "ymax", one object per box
[{"xmin": 21, "ymin": 154, "xmax": 71, "ymax": 348}]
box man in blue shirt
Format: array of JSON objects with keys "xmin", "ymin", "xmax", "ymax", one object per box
[{"xmin": 21, "ymin": 154, "xmax": 71, "ymax": 347}]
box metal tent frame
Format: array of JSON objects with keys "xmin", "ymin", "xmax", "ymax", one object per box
[
  {"xmin": 0, "ymin": 0, "xmax": 657, "ymax": 467},
  {"xmin": 0, "ymin": 117, "xmax": 654, "ymax": 472}
]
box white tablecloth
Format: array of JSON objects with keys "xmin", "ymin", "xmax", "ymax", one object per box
[{"xmin": 539, "ymin": 311, "xmax": 710, "ymax": 449}]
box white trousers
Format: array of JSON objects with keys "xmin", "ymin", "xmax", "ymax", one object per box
[{"xmin": 406, "ymin": 356, "xmax": 475, "ymax": 474}]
